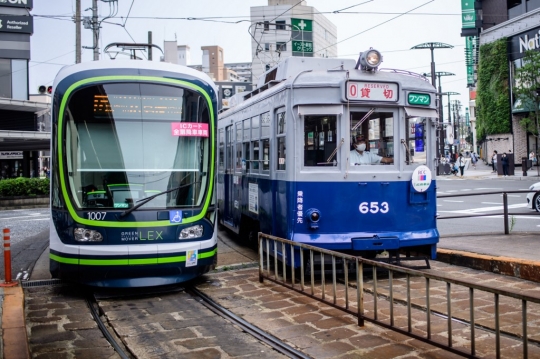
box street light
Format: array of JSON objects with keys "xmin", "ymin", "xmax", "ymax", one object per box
[
  {"xmin": 442, "ymin": 91, "xmax": 460, "ymax": 158},
  {"xmin": 427, "ymin": 71, "xmax": 455, "ymax": 156},
  {"xmin": 411, "ymin": 43, "xmax": 453, "ymax": 171},
  {"xmin": 411, "ymin": 42, "xmax": 454, "ymax": 87}
]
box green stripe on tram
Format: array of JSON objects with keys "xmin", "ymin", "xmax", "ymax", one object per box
[
  {"xmin": 57, "ymin": 75, "xmax": 216, "ymax": 228},
  {"xmin": 50, "ymin": 248, "xmax": 217, "ymax": 266}
]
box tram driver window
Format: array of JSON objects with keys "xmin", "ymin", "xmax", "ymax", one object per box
[
  {"xmin": 350, "ymin": 111, "xmax": 394, "ymax": 165},
  {"xmin": 303, "ymin": 115, "xmax": 337, "ymax": 167}
]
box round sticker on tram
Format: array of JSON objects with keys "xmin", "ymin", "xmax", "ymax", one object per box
[{"xmin": 411, "ymin": 165, "xmax": 432, "ymax": 192}]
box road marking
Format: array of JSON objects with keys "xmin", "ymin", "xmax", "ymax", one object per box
[
  {"xmin": 443, "ymin": 200, "xmax": 464, "ymax": 203},
  {"xmin": 438, "ymin": 203, "xmax": 528, "ymax": 214},
  {"xmin": 19, "ymin": 218, "xmax": 50, "ymax": 222},
  {"xmin": 481, "ymin": 202, "xmax": 502, "ymax": 205},
  {"xmin": 446, "ymin": 190, "xmax": 458, "ymax": 193},
  {"xmin": 475, "ymin": 188, "xmax": 503, "ymax": 190},
  {"xmin": 460, "ymin": 189, "xmax": 472, "ymax": 191},
  {"xmin": 0, "ymin": 215, "xmax": 48, "ymax": 220}
]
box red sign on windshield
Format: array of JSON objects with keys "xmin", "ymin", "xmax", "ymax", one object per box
[{"xmin": 171, "ymin": 123, "xmax": 209, "ymax": 137}]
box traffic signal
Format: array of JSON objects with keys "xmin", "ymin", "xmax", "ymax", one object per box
[{"xmin": 38, "ymin": 85, "xmax": 53, "ymax": 94}]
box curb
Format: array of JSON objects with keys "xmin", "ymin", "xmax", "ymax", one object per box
[
  {"xmin": 2, "ymin": 285, "xmax": 30, "ymax": 359},
  {"xmin": 437, "ymin": 248, "xmax": 540, "ymax": 283}
]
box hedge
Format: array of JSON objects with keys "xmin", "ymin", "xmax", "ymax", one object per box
[{"xmin": 0, "ymin": 177, "xmax": 50, "ymax": 197}]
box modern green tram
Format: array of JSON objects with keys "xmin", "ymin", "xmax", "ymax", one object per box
[{"xmin": 49, "ymin": 61, "xmax": 218, "ymax": 287}]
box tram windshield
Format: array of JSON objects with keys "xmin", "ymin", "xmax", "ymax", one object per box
[
  {"xmin": 350, "ymin": 110, "xmax": 394, "ymax": 166},
  {"xmin": 62, "ymin": 83, "xmax": 212, "ymax": 210}
]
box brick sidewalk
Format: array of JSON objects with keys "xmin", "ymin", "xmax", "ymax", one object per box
[{"xmin": 197, "ymin": 267, "xmax": 540, "ymax": 358}]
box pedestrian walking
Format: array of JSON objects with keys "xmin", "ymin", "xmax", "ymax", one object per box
[
  {"xmin": 491, "ymin": 150, "xmax": 498, "ymax": 173},
  {"xmin": 457, "ymin": 153, "xmax": 466, "ymax": 177},
  {"xmin": 501, "ymin": 153, "xmax": 509, "ymax": 177},
  {"xmin": 471, "ymin": 152, "xmax": 478, "ymax": 169},
  {"xmin": 530, "ymin": 151, "xmax": 537, "ymax": 166}
]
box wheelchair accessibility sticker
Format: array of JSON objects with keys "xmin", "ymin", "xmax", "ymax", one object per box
[
  {"xmin": 186, "ymin": 250, "xmax": 198, "ymax": 267},
  {"xmin": 169, "ymin": 210, "xmax": 183, "ymax": 223}
]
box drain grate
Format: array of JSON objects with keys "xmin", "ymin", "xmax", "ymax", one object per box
[{"xmin": 22, "ymin": 279, "xmax": 66, "ymax": 288}]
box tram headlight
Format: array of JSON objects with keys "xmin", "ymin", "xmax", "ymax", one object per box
[
  {"xmin": 305, "ymin": 208, "xmax": 321, "ymax": 230},
  {"xmin": 74, "ymin": 228, "xmax": 103, "ymax": 242},
  {"xmin": 356, "ymin": 48, "xmax": 383, "ymax": 71},
  {"xmin": 179, "ymin": 225, "xmax": 204, "ymax": 239}
]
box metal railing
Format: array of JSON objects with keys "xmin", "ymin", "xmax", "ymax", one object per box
[
  {"xmin": 258, "ymin": 233, "xmax": 540, "ymax": 359},
  {"xmin": 437, "ymin": 190, "xmax": 539, "ymax": 234}
]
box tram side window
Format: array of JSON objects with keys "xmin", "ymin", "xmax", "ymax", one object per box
[
  {"xmin": 236, "ymin": 122, "xmax": 242, "ymax": 172},
  {"xmin": 406, "ymin": 116, "xmax": 426, "ymax": 167},
  {"xmin": 262, "ymin": 139, "xmax": 270, "ymax": 171},
  {"xmin": 261, "ymin": 112, "xmax": 270, "ymax": 172},
  {"xmin": 226, "ymin": 126, "xmax": 233, "ymax": 172},
  {"xmin": 276, "ymin": 111, "xmax": 286, "ymax": 171},
  {"xmin": 350, "ymin": 111, "xmax": 394, "ymax": 165},
  {"xmin": 303, "ymin": 115, "xmax": 337, "ymax": 167},
  {"xmin": 218, "ymin": 128, "xmax": 224, "ymax": 171},
  {"xmin": 251, "ymin": 115, "xmax": 260, "ymax": 173}
]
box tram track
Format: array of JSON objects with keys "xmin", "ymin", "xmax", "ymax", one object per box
[{"xmin": 25, "ymin": 278, "xmax": 302, "ymax": 358}]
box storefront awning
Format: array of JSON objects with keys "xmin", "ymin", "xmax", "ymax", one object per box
[
  {"xmin": 404, "ymin": 107, "xmax": 439, "ymax": 118},
  {"xmin": 0, "ymin": 130, "xmax": 50, "ymax": 151}
]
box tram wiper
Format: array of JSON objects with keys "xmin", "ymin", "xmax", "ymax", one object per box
[{"xmin": 118, "ymin": 181, "xmax": 201, "ymax": 218}]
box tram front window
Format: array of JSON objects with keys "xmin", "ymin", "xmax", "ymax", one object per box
[
  {"xmin": 304, "ymin": 115, "xmax": 337, "ymax": 167},
  {"xmin": 63, "ymin": 83, "xmax": 212, "ymax": 210},
  {"xmin": 350, "ymin": 111, "xmax": 394, "ymax": 165}
]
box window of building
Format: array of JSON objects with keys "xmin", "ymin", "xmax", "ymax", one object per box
[
  {"xmin": 277, "ymin": 42, "xmax": 287, "ymax": 52},
  {"xmin": 265, "ymin": 43, "xmax": 270, "ymax": 51},
  {"xmin": 276, "ymin": 20, "xmax": 286, "ymax": 30},
  {"xmin": 0, "ymin": 59, "xmax": 12, "ymax": 98},
  {"xmin": 264, "ymin": 21, "xmax": 269, "ymax": 31}
]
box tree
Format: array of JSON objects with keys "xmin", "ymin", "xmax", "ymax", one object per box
[{"xmin": 513, "ymin": 49, "xmax": 540, "ymax": 176}]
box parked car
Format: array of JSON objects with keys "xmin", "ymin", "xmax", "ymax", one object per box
[{"xmin": 526, "ymin": 182, "xmax": 540, "ymax": 211}]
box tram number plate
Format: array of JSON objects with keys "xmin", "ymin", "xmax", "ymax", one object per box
[
  {"xmin": 359, "ymin": 202, "xmax": 389, "ymax": 214},
  {"xmin": 87, "ymin": 212, "xmax": 107, "ymax": 220}
]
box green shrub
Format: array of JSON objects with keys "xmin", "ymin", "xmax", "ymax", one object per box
[{"xmin": 0, "ymin": 178, "xmax": 50, "ymax": 197}]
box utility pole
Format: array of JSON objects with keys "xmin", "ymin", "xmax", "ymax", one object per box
[
  {"xmin": 75, "ymin": 0, "xmax": 81, "ymax": 63},
  {"xmin": 148, "ymin": 31, "xmax": 153, "ymax": 61},
  {"xmin": 92, "ymin": 0, "xmax": 99, "ymax": 61}
]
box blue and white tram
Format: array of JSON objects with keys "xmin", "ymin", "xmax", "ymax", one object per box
[
  {"xmin": 49, "ymin": 60, "xmax": 218, "ymax": 287},
  {"xmin": 217, "ymin": 49, "xmax": 439, "ymax": 261}
]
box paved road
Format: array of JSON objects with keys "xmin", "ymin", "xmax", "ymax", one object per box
[{"xmin": 436, "ymin": 179, "xmax": 539, "ymax": 235}]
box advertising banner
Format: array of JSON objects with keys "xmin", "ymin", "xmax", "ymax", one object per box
[
  {"xmin": 0, "ymin": 0, "xmax": 33, "ymax": 9},
  {"xmin": 0, "ymin": 15, "xmax": 33, "ymax": 34}
]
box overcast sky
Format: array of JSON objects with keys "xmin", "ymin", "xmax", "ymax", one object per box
[{"xmin": 29, "ymin": 0, "xmax": 470, "ymax": 111}]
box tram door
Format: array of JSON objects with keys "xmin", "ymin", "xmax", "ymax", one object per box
[{"xmin": 223, "ymin": 125, "xmax": 234, "ymax": 224}]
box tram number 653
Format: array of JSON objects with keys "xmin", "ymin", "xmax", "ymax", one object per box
[
  {"xmin": 359, "ymin": 202, "xmax": 389, "ymax": 214},
  {"xmin": 87, "ymin": 212, "xmax": 106, "ymax": 220}
]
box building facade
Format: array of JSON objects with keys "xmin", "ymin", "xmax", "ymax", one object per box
[
  {"xmin": 469, "ymin": 1, "xmax": 540, "ymax": 162},
  {"xmin": 249, "ymin": 0, "xmax": 337, "ymax": 86},
  {"xmin": 0, "ymin": 0, "xmax": 50, "ymax": 179}
]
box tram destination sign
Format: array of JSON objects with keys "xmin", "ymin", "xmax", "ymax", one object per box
[
  {"xmin": 346, "ymin": 81, "xmax": 398, "ymax": 102},
  {"xmin": 407, "ymin": 93, "xmax": 431, "ymax": 106}
]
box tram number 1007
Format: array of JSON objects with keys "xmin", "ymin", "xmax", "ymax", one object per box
[
  {"xmin": 359, "ymin": 202, "xmax": 389, "ymax": 214},
  {"xmin": 87, "ymin": 212, "xmax": 107, "ymax": 220}
]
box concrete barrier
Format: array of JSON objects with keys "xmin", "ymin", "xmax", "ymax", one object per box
[{"xmin": 0, "ymin": 196, "xmax": 49, "ymax": 210}]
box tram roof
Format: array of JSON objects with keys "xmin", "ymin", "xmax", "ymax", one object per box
[{"xmin": 52, "ymin": 60, "xmax": 218, "ymax": 94}]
